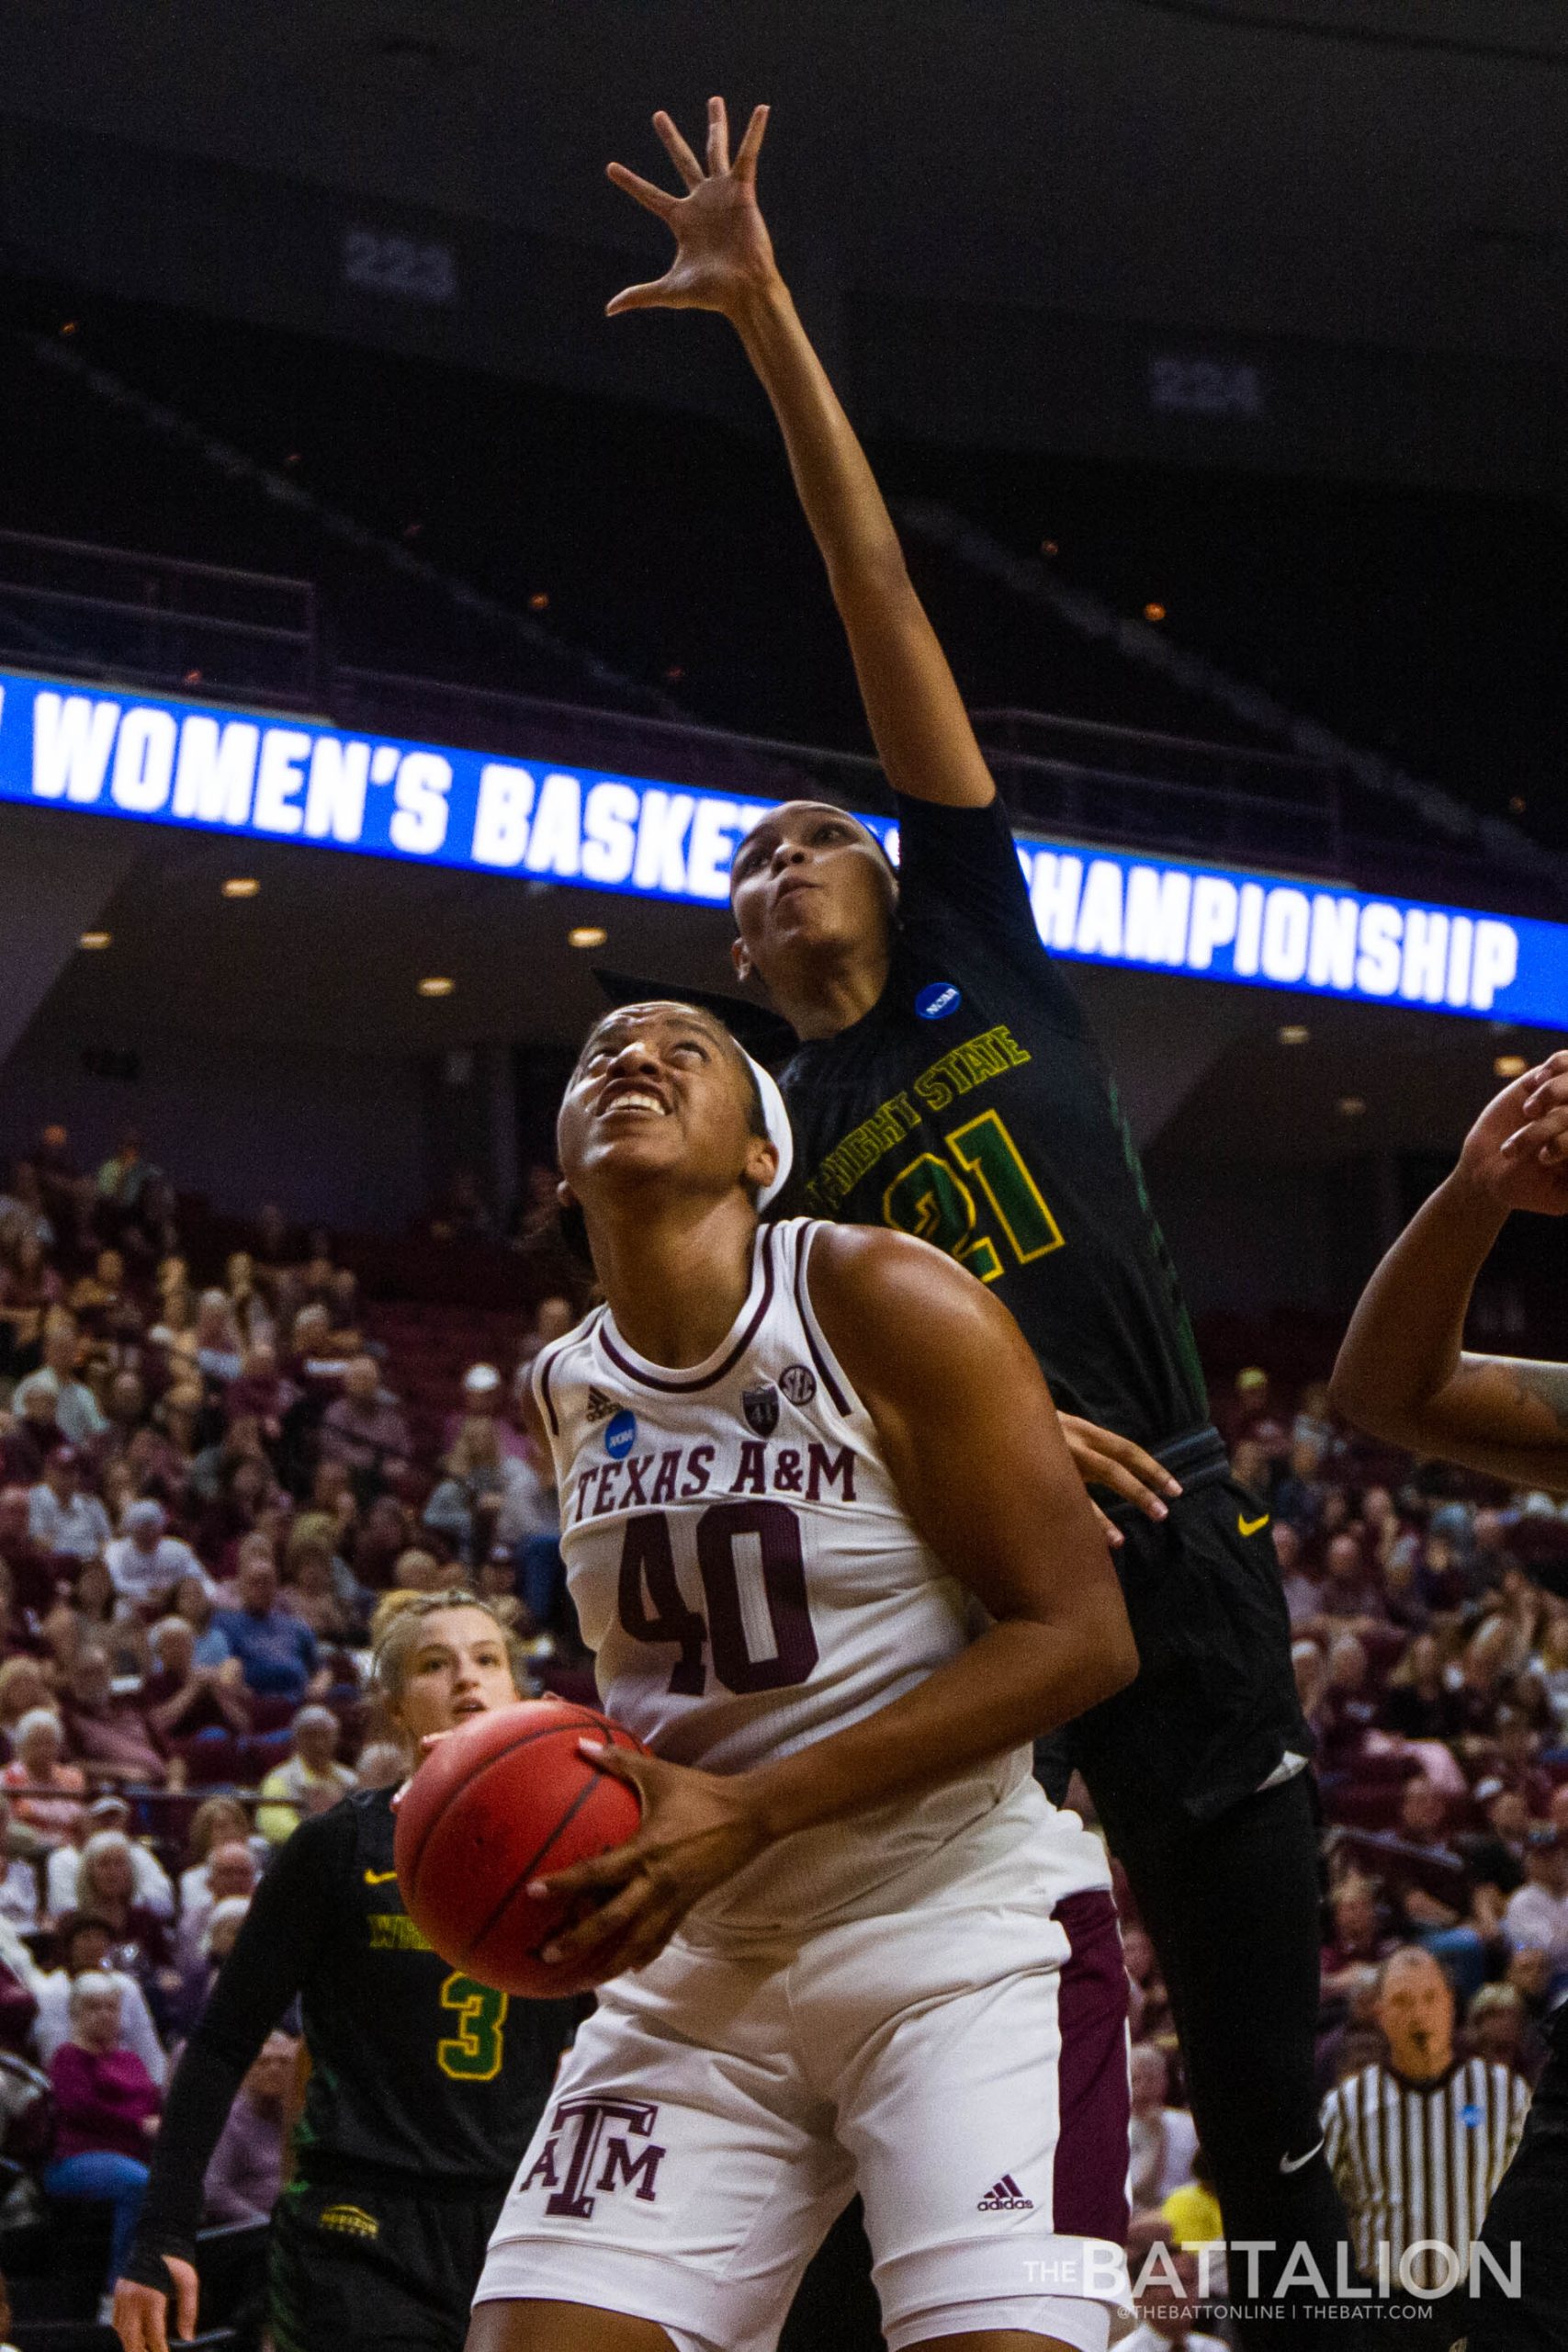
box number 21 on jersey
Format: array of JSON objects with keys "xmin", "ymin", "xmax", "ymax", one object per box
[
  {"xmin": 883, "ymin": 1109, "xmax": 1062, "ymax": 1283},
  {"xmin": 618, "ymin": 1500, "xmax": 819, "ymax": 1698}
]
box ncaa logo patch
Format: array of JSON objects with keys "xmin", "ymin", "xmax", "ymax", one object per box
[
  {"xmin": 604, "ymin": 1410, "xmax": 637, "ymax": 1460},
  {"xmin": 742, "ymin": 1384, "xmax": 780, "ymax": 1437},
  {"xmin": 780, "ymin": 1363, "xmax": 817, "ymax": 1407},
  {"xmin": 915, "ymin": 981, "xmax": 962, "ymax": 1021}
]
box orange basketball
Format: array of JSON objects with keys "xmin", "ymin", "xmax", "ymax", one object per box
[{"xmin": 394, "ymin": 1698, "xmax": 646, "ymax": 1997}]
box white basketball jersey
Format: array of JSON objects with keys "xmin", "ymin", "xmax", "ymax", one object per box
[{"xmin": 533, "ymin": 1217, "xmax": 1108, "ymax": 1937}]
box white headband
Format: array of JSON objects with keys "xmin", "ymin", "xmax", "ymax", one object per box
[{"xmin": 743, "ymin": 1053, "xmax": 794, "ymax": 1211}]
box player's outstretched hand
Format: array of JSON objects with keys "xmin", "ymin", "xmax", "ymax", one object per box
[
  {"xmin": 114, "ymin": 2258, "xmax": 199, "ymax": 2352},
  {"xmin": 1459, "ymin": 1050, "xmax": 1568, "ymax": 1217},
  {"xmin": 1057, "ymin": 1414, "xmax": 1181, "ymax": 1545},
  {"xmin": 605, "ymin": 96, "xmax": 778, "ymax": 319},
  {"xmin": 527, "ymin": 1739, "xmax": 769, "ymax": 1983}
]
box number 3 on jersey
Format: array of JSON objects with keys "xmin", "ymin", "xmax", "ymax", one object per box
[
  {"xmin": 618, "ymin": 1500, "xmax": 819, "ymax": 1698},
  {"xmin": 438, "ymin": 1973, "xmax": 509, "ymax": 2080}
]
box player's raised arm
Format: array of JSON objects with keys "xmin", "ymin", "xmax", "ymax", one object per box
[
  {"xmin": 1330, "ymin": 1051, "xmax": 1568, "ymax": 1491},
  {"xmin": 606, "ymin": 96, "xmax": 996, "ymax": 811}
]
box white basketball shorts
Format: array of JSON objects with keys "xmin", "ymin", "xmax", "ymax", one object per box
[{"xmin": 476, "ymin": 1816, "xmax": 1132, "ymax": 2352}]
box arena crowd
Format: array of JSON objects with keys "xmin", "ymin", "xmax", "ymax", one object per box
[{"xmin": 0, "ymin": 1118, "xmax": 1561, "ymax": 2328}]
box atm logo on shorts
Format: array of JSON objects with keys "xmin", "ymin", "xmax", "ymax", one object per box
[
  {"xmin": 976, "ymin": 2173, "xmax": 1034, "ymax": 2211},
  {"xmin": 521, "ymin": 2095, "xmax": 668, "ymax": 2218}
]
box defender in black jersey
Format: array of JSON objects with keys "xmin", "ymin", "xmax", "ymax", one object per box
[
  {"xmin": 114, "ymin": 1595, "xmax": 581, "ymax": 2352},
  {"xmin": 605, "ymin": 98, "xmax": 1345, "ymax": 2342}
]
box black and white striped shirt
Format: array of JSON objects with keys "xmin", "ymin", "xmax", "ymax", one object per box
[{"xmin": 1322, "ymin": 2058, "xmax": 1529, "ymax": 2287}]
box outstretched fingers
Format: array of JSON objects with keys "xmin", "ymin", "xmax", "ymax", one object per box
[
  {"xmin": 652, "ymin": 108, "xmax": 705, "ymax": 188},
  {"xmin": 706, "ymin": 94, "xmax": 730, "ymax": 176},
  {"xmin": 605, "ymin": 161, "xmax": 678, "ymax": 220},
  {"xmin": 734, "ymin": 103, "xmax": 770, "ymax": 181}
]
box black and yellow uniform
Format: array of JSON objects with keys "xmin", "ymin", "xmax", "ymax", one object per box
[
  {"xmin": 124, "ymin": 1788, "xmax": 581, "ymax": 2352},
  {"xmin": 778, "ymin": 792, "xmax": 1344, "ymax": 2343}
]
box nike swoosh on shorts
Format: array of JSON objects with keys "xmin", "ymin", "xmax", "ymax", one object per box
[
  {"xmin": 1279, "ymin": 2138, "xmax": 1325, "ymax": 2174},
  {"xmin": 1238, "ymin": 1512, "xmax": 1270, "ymax": 1537}
]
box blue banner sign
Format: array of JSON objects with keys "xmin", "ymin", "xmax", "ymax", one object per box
[{"xmin": 1, "ymin": 666, "xmax": 1562, "ymax": 1028}]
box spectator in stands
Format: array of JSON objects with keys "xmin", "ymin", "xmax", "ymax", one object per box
[
  {"xmin": 105, "ymin": 1501, "xmax": 204, "ymax": 1617},
  {"xmin": 0, "ymin": 1483, "xmax": 61, "ymax": 1617},
  {"xmin": 172, "ymin": 1571, "xmax": 231, "ymax": 1668},
  {"xmin": 1304, "ymin": 1532, "xmax": 1388, "ymax": 1641},
  {"xmin": 141, "ymin": 1616, "xmax": 252, "ymax": 1756},
  {"xmin": 1312, "ymin": 1632, "xmax": 1379, "ymax": 1773},
  {"xmin": 252, "ymin": 1204, "xmax": 292, "ymax": 1275},
  {"xmin": 0, "ymin": 1230, "xmax": 62, "ymax": 1377},
  {"xmin": 351, "ymin": 1493, "xmax": 417, "ymax": 1592},
  {"xmin": 222, "ymin": 1253, "xmax": 274, "ymax": 1350},
  {"xmin": 176, "ymin": 1802, "xmax": 263, "ymax": 1936},
  {"xmin": 319, "ymin": 1355, "xmax": 412, "ymax": 1498},
  {"xmin": 224, "ymin": 1341, "xmax": 293, "ymax": 1445},
  {"xmin": 0, "ymin": 1795, "xmax": 40, "ymax": 1931},
  {"xmin": 0, "ymin": 1656, "xmax": 51, "ymax": 1755},
  {"xmin": 446, "ymin": 1361, "xmax": 528, "ymax": 1462},
  {"xmin": 1379, "ymin": 1630, "xmax": 1461, "ymax": 1741},
  {"xmin": 192, "ymin": 1290, "xmax": 244, "ymax": 1388},
  {"xmin": 59, "ymin": 1646, "xmax": 164, "ymax": 1786},
  {"xmin": 1128, "ymin": 2041, "xmax": 1198, "ymax": 2209},
  {"xmin": 176, "ymin": 1845, "xmax": 258, "ymax": 1981},
  {"xmin": 48, "ymin": 1793, "xmax": 174, "ymax": 1925},
  {"xmin": 278, "ymin": 1529, "xmax": 362, "ymax": 1645},
  {"xmin": 1160, "ymin": 2146, "xmax": 1223, "ymax": 2256},
  {"xmin": 0, "ymin": 1710, "xmax": 85, "ymax": 1848},
  {"xmin": 1503, "ymin": 1828, "xmax": 1568, "ymax": 1980},
  {"xmin": 254, "ymin": 1705, "xmax": 354, "ymax": 1845},
  {"xmin": 354, "ymin": 1738, "xmax": 406, "ymax": 1790},
  {"xmin": 1320, "ymin": 1875, "xmax": 1395, "ymax": 2003},
  {"xmin": 423, "ymin": 1417, "xmax": 540, "ymax": 1569},
  {"xmin": 0, "ymin": 1159, "xmax": 54, "ymax": 1250},
  {"xmin": 40, "ymin": 1555, "xmax": 144, "ymax": 1684},
  {"xmin": 204, "ymin": 2030, "xmax": 294, "ymax": 2226},
  {"xmin": 28, "ymin": 1443, "xmax": 111, "ymax": 1563},
  {"xmin": 34, "ymin": 1915, "xmax": 164, "ymax": 2083},
  {"xmin": 390, "ymin": 1546, "xmax": 446, "ymax": 1593},
  {"xmin": 74, "ymin": 1835, "xmax": 175, "ymax": 2005},
  {"xmin": 1467, "ymin": 1983, "xmax": 1548, "ymax": 2085},
  {"xmin": 44, "ymin": 1971, "xmax": 161, "ymax": 2312},
  {"xmin": 1389, "ymin": 1777, "xmax": 1496, "ymax": 1997},
  {"xmin": 96, "ymin": 1129, "xmax": 156, "ymax": 1222},
  {"xmin": 14, "ymin": 1315, "xmax": 108, "ymax": 1448},
  {"xmin": 211, "ymin": 1548, "xmax": 326, "ymax": 1705}
]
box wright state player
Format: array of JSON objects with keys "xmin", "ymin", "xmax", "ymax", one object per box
[
  {"xmin": 114, "ymin": 1593, "xmax": 581, "ymax": 2352},
  {"xmin": 604, "ymin": 97, "xmax": 1345, "ymax": 2341},
  {"xmin": 470, "ymin": 998, "xmax": 1138, "ymax": 2352}
]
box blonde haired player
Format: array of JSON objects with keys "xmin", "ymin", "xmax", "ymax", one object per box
[{"xmin": 469, "ymin": 1000, "xmax": 1139, "ymax": 2352}]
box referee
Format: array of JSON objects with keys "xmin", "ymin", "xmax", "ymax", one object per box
[
  {"xmin": 604, "ymin": 96, "xmax": 1341, "ymax": 2345},
  {"xmin": 1323, "ymin": 1946, "xmax": 1528, "ymax": 2319}
]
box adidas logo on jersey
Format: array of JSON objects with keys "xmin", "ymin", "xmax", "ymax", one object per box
[
  {"xmin": 976, "ymin": 2174, "xmax": 1033, "ymax": 2211},
  {"xmin": 585, "ymin": 1386, "xmax": 616, "ymax": 1424}
]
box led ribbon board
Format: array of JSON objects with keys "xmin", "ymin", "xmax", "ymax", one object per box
[{"xmin": 1, "ymin": 666, "xmax": 1563, "ymax": 1028}]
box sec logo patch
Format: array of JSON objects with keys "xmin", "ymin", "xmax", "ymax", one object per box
[
  {"xmin": 781, "ymin": 1364, "xmax": 818, "ymax": 1407},
  {"xmin": 915, "ymin": 982, "xmax": 962, "ymax": 1021},
  {"xmin": 604, "ymin": 1410, "xmax": 637, "ymax": 1460}
]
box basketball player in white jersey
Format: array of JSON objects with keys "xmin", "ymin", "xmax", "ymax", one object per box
[{"xmin": 469, "ymin": 1000, "xmax": 1140, "ymax": 2352}]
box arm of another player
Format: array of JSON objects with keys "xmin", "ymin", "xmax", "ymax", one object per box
[
  {"xmin": 606, "ymin": 96, "xmax": 994, "ymax": 811},
  {"xmin": 533, "ymin": 1227, "xmax": 1137, "ymax": 1978},
  {"xmin": 114, "ymin": 1815, "xmax": 339, "ymax": 2352},
  {"xmin": 1329, "ymin": 1052, "xmax": 1568, "ymax": 1491}
]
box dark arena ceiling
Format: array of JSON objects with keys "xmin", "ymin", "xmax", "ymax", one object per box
[{"xmin": 4, "ymin": 0, "xmax": 1568, "ymax": 492}]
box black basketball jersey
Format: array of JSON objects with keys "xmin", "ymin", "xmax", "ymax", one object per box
[
  {"xmin": 779, "ymin": 792, "xmax": 1208, "ymax": 1453},
  {"xmin": 130, "ymin": 1787, "xmax": 580, "ymax": 2275}
]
